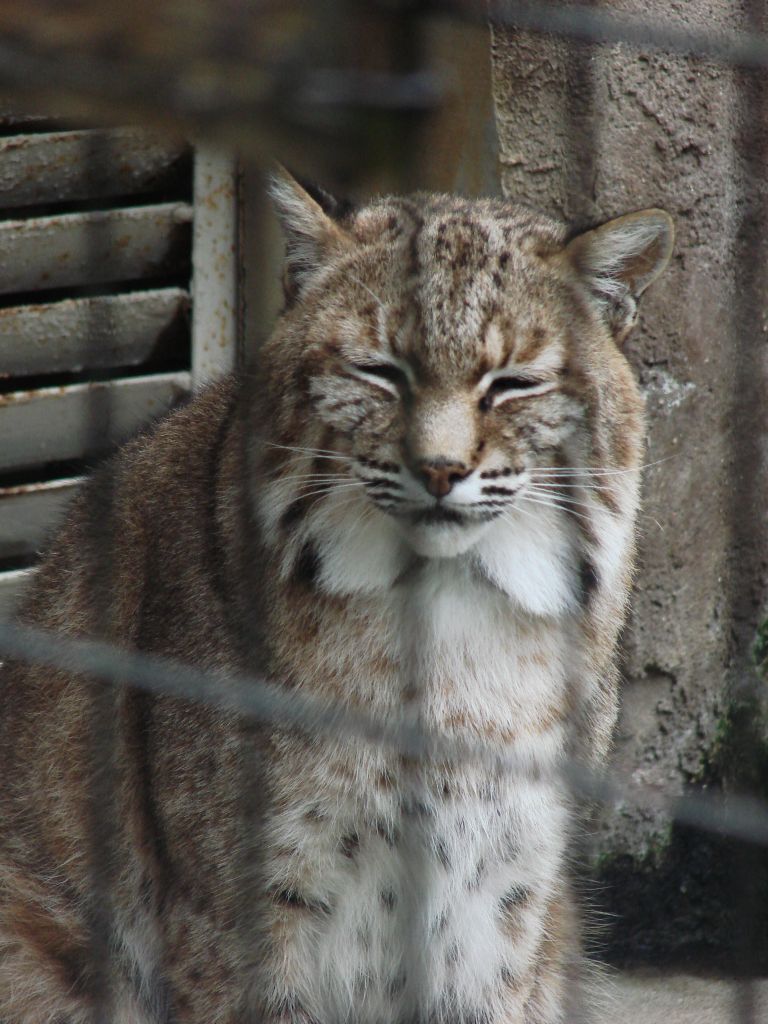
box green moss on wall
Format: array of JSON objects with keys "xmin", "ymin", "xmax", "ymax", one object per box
[
  {"xmin": 596, "ymin": 819, "xmax": 768, "ymax": 971},
  {"xmin": 691, "ymin": 618, "xmax": 768, "ymax": 792},
  {"xmin": 596, "ymin": 617, "xmax": 768, "ymax": 970}
]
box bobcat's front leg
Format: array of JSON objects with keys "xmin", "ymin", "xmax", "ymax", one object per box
[{"xmin": 0, "ymin": 893, "xmax": 158, "ymax": 1024}]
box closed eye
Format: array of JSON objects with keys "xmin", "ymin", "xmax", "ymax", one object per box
[
  {"xmin": 488, "ymin": 375, "xmax": 538, "ymax": 395},
  {"xmin": 480, "ymin": 375, "xmax": 554, "ymax": 410},
  {"xmin": 351, "ymin": 362, "xmax": 409, "ymax": 388}
]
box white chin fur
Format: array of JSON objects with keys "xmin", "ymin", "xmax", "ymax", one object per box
[
  {"xmin": 472, "ymin": 504, "xmax": 579, "ymax": 617},
  {"xmin": 303, "ymin": 492, "xmax": 579, "ymax": 619},
  {"xmin": 397, "ymin": 518, "xmax": 492, "ymax": 558}
]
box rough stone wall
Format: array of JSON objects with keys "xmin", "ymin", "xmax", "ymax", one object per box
[{"xmin": 492, "ymin": 1, "xmax": 768, "ymax": 967}]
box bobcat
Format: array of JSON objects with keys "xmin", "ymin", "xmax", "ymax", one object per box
[{"xmin": 0, "ymin": 173, "xmax": 672, "ymax": 1023}]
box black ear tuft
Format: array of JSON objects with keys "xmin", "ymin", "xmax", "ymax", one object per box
[
  {"xmin": 564, "ymin": 209, "xmax": 674, "ymax": 345},
  {"xmin": 291, "ymin": 176, "xmax": 355, "ymax": 223},
  {"xmin": 269, "ymin": 167, "xmax": 354, "ymax": 304}
]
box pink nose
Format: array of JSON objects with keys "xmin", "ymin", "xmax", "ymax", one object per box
[{"xmin": 417, "ymin": 461, "xmax": 469, "ymax": 499}]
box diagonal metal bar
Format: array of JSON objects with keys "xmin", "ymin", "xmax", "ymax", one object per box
[
  {"xmin": 4, "ymin": 620, "xmax": 768, "ymax": 851},
  {"xmin": 0, "ymin": 619, "xmax": 443, "ymax": 762}
]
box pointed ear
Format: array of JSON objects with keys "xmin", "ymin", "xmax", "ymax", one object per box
[
  {"xmin": 565, "ymin": 209, "xmax": 674, "ymax": 344},
  {"xmin": 269, "ymin": 167, "xmax": 354, "ymax": 303}
]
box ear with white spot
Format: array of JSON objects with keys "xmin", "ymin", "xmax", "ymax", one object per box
[
  {"xmin": 565, "ymin": 209, "xmax": 674, "ymax": 344},
  {"xmin": 269, "ymin": 168, "xmax": 354, "ymax": 303}
]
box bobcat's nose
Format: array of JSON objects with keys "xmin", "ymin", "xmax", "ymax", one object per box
[{"xmin": 417, "ymin": 459, "xmax": 470, "ymax": 499}]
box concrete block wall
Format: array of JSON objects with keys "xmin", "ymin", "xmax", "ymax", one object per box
[{"xmin": 491, "ymin": 1, "xmax": 768, "ymax": 968}]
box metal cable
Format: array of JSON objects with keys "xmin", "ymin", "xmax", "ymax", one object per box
[
  {"xmin": 481, "ymin": 0, "xmax": 768, "ymax": 69},
  {"xmin": 2, "ymin": 619, "xmax": 768, "ymax": 850}
]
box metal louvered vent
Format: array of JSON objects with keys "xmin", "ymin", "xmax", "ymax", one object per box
[{"xmin": 0, "ymin": 118, "xmax": 235, "ymax": 617}]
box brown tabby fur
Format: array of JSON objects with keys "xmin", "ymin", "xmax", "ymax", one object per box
[{"xmin": 0, "ymin": 176, "xmax": 672, "ymax": 1023}]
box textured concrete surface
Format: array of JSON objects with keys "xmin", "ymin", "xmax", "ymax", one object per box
[
  {"xmin": 491, "ymin": 0, "xmax": 768, "ymax": 965},
  {"xmin": 600, "ymin": 973, "xmax": 768, "ymax": 1023}
]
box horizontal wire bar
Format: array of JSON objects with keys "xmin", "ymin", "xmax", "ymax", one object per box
[
  {"xmin": 0, "ymin": 2, "xmax": 766, "ymax": 157},
  {"xmin": 0, "ymin": 620, "xmax": 438, "ymax": 761},
  {"xmin": 2, "ymin": 619, "xmax": 768, "ymax": 848},
  {"xmin": 453, "ymin": 0, "xmax": 768, "ymax": 70}
]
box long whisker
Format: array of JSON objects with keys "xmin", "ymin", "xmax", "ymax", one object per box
[
  {"xmin": 530, "ymin": 454, "xmax": 680, "ymax": 477},
  {"xmin": 262, "ymin": 477, "xmax": 354, "ymax": 493},
  {"xmin": 268, "ymin": 468, "xmax": 354, "ymax": 478},
  {"xmin": 498, "ymin": 503, "xmax": 545, "ymax": 527},
  {"xmin": 255, "ymin": 463, "xmax": 343, "ymax": 482},
  {"xmin": 527, "ymin": 489, "xmax": 609, "ymax": 515},
  {"xmin": 323, "ymin": 490, "xmax": 368, "ymax": 510},
  {"xmin": 294, "ymin": 483, "xmax": 365, "ymax": 502},
  {"xmin": 348, "ymin": 274, "xmax": 387, "ymax": 310},
  {"xmin": 517, "ymin": 494, "xmax": 594, "ymax": 523},
  {"xmin": 295, "ymin": 488, "xmax": 368, "ymax": 521},
  {"xmin": 526, "ymin": 480, "xmax": 617, "ymax": 493},
  {"xmin": 528, "ymin": 487, "xmax": 664, "ymax": 529},
  {"xmin": 529, "ymin": 467, "xmax": 638, "ymax": 478},
  {"xmin": 265, "ymin": 442, "xmax": 348, "ymax": 458},
  {"xmin": 343, "ymin": 496, "xmax": 379, "ymax": 530},
  {"xmin": 305, "ymin": 492, "xmax": 374, "ymax": 527},
  {"xmin": 264, "ymin": 442, "xmax": 355, "ymax": 462},
  {"xmin": 268, "ymin": 474, "xmax": 354, "ymax": 485},
  {"xmin": 636, "ymin": 514, "xmax": 667, "ymax": 535}
]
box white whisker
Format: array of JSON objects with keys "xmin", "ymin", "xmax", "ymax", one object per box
[
  {"xmin": 264, "ymin": 442, "xmax": 355, "ymax": 462},
  {"xmin": 528, "ymin": 487, "xmax": 662, "ymax": 528},
  {"xmin": 349, "ymin": 274, "xmax": 387, "ymax": 311},
  {"xmin": 497, "ymin": 501, "xmax": 545, "ymax": 527},
  {"xmin": 636, "ymin": 514, "xmax": 666, "ymax": 535},
  {"xmin": 344, "ymin": 497, "xmax": 379, "ymax": 532},
  {"xmin": 271, "ymin": 474, "xmax": 354, "ymax": 485},
  {"xmin": 530, "ymin": 454, "xmax": 679, "ymax": 477},
  {"xmin": 527, "ymin": 489, "xmax": 606, "ymax": 515},
  {"xmin": 529, "ymin": 467, "xmax": 637, "ymax": 478},
  {"xmin": 517, "ymin": 494, "xmax": 593, "ymax": 522},
  {"xmin": 300, "ymin": 489, "xmax": 368, "ymax": 519},
  {"xmin": 526, "ymin": 480, "xmax": 616, "ymax": 493},
  {"xmin": 294, "ymin": 483, "xmax": 365, "ymax": 502}
]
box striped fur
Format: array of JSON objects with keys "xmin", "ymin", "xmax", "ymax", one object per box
[{"xmin": 0, "ymin": 178, "xmax": 672, "ymax": 1023}]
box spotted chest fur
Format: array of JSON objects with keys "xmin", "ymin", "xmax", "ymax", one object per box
[
  {"xmin": 261, "ymin": 761, "xmax": 568, "ymax": 1024},
  {"xmin": 256, "ymin": 559, "xmax": 572, "ymax": 1024}
]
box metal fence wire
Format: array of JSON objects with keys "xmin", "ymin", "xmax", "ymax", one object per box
[{"xmin": 0, "ymin": 2, "xmax": 767, "ymax": 1022}]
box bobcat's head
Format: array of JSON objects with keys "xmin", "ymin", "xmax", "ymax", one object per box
[{"xmin": 256, "ymin": 173, "xmax": 672, "ymax": 616}]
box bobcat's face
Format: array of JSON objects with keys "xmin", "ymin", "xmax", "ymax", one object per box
[
  {"xmin": 298, "ymin": 209, "xmax": 591, "ymax": 559},
  {"xmin": 258, "ymin": 179, "xmax": 672, "ymax": 607}
]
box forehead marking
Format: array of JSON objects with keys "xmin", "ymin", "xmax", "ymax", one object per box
[
  {"xmin": 514, "ymin": 327, "xmax": 550, "ymax": 365},
  {"xmin": 484, "ymin": 323, "xmax": 505, "ymax": 365},
  {"xmin": 518, "ymin": 341, "xmax": 564, "ymax": 376}
]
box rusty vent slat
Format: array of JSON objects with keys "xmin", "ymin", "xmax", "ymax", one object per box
[
  {"xmin": 0, "ymin": 122, "xmax": 219, "ymax": 617},
  {"xmin": 0, "ymin": 129, "xmax": 189, "ymax": 211},
  {"xmin": 0, "ymin": 477, "xmax": 82, "ymax": 562},
  {"xmin": 0, "ymin": 202, "xmax": 192, "ymax": 296},
  {"xmin": 0, "ymin": 568, "xmax": 34, "ymax": 622},
  {"xmin": 0, "ymin": 371, "xmax": 191, "ymax": 473},
  {"xmin": 0, "ymin": 288, "xmax": 189, "ymax": 377}
]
